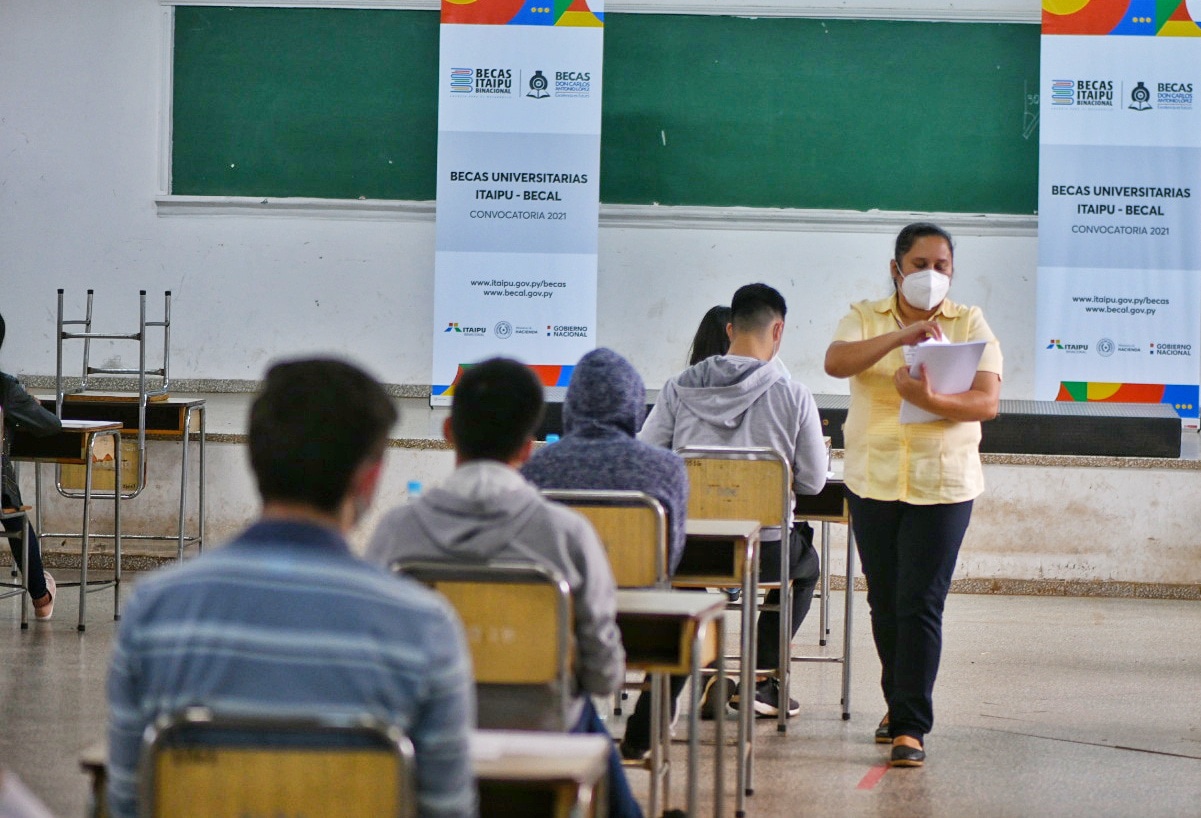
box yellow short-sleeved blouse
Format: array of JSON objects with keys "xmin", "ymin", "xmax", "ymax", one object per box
[{"xmin": 832, "ymin": 295, "xmax": 1003, "ymax": 504}]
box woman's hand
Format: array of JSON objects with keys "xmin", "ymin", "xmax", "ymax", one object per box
[
  {"xmin": 895, "ymin": 320, "xmax": 943, "ymax": 347},
  {"xmin": 826, "ymin": 320, "xmax": 943, "ymax": 379},
  {"xmin": 893, "ymin": 363, "xmax": 933, "ymax": 406}
]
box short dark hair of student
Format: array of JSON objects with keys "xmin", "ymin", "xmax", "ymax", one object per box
[
  {"xmin": 688, "ymin": 305, "xmax": 732, "ymax": 365},
  {"xmin": 451, "ymin": 357, "xmax": 545, "ymax": 462},
  {"xmin": 249, "ymin": 358, "xmax": 397, "ymax": 513},
  {"xmin": 730, "ymin": 283, "xmax": 787, "ymax": 334},
  {"xmin": 894, "ymin": 222, "xmax": 955, "ymax": 267},
  {"xmin": 0, "ymin": 311, "xmax": 6, "ymax": 350}
]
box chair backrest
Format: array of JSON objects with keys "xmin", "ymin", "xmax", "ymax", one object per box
[
  {"xmin": 140, "ymin": 707, "xmax": 415, "ymax": 818},
  {"xmin": 541, "ymin": 489, "xmax": 668, "ymax": 589},
  {"xmin": 396, "ymin": 561, "xmax": 575, "ymax": 732},
  {"xmin": 676, "ymin": 445, "xmax": 791, "ymax": 533}
]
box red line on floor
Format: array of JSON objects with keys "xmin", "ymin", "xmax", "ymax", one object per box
[{"xmin": 856, "ymin": 763, "xmax": 890, "ymax": 790}]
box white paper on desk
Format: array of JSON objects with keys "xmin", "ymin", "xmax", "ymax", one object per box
[{"xmin": 899, "ymin": 340, "xmax": 987, "ymax": 424}]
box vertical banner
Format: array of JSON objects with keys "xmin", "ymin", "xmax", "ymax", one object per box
[
  {"xmin": 431, "ymin": 0, "xmax": 604, "ymax": 405},
  {"xmin": 1035, "ymin": 1, "xmax": 1201, "ymax": 424}
]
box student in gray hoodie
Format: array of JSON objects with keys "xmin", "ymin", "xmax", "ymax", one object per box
[
  {"xmin": 640, "ymin": 283, "xmax": 828, "ymax": 718},
  {"xmin": 367, "ymin": 357, "xmax": 643, "ymax": 818},
  {"xmin": 522, "ymin": 347, "xmax": 689, "ymax": 759}
]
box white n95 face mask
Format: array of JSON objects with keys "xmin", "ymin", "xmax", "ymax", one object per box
[{"xmin": 899, "ymin": 268, "xmax": 951, "ymax": 311}]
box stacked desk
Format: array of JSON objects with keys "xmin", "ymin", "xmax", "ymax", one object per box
[{"xmin": 41, "ymin": 393, "xmax": 205, "ymax": 559}]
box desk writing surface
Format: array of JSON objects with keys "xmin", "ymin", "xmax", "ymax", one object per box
[
  {"xmin": 616, "ymin": 590, "xmax": 724, "ymax": 672},
  {"xmin": 616, "ymin": 589, "xmax": 725, "ymax": 619},
  {"xmin": 683, "ymin": 519, "xmax": 761, "ymax": 540},
  {"xmin": 794, "ymin": 479, "xmax": 849, "ymax": 522},
  {"xmin": 83, "ymin": 731, "xmax": 610, "ymax": 786},
  {"xmin": 470, "ymin": 731, "xmax": 609, "ymax": 782},
  {"xmin": 8, "ymin": 421, "xmax": 121, "ymax": 463}
]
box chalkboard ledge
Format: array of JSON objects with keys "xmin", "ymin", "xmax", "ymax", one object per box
[{"xmin": 155, "ymin": 196, "xmax": 1036, "ymax": 235}]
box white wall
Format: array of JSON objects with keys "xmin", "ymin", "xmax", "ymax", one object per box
[{"xmin": 2, "ymin": 2, "xmax": 1038, "ymax": 396}]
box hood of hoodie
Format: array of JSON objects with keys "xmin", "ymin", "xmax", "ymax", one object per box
[
  {"xmin": 407, "ymin": 462, "xmax": 544, "ymax": 560},
  {"xmin": 671, "ymin": 354, "xmax": 790, "ymax": 429},
  {"xmin": 563, "ymin": 347, "xmax": 645, "ymax": 439}
]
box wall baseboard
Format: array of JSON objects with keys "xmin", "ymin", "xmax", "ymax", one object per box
[{"xmin": 828, "ymin": 575, "xmax": 1201, "ymax": 600}]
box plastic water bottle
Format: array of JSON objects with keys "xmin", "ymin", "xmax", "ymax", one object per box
[
  {"xmin": 544, "ymin": 434, "xmax": 560, "ymax": 444},
  {"xmin": 406, "ymin": 480, "xmax": 423, "ymax": 501}
]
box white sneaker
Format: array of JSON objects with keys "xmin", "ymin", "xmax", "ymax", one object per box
[{"xmin": 33, "ymin": 572, "xmax": 55, "ymax": 621}]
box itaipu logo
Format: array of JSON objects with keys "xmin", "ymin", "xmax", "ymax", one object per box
[
  {"xmin": 450, "ymin": 68, "xmax": 473, "ymax": 94},
  {"xmin": 1129, "ymin": 82, "xmax": 1152, "ymax": 111},
  {"xmin": 445, "ymin": 322, "xmax": 487, "ymax": 336},
  {"xmin": 1051, "ymin": 79, "xmax": 1075, "ymax": 106},
  {"xmin": 1047, "ymin": 338, "xmax": 1089, "ymax": 353}
]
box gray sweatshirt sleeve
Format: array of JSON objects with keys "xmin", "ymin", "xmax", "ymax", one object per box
[
  {"xmin": 638, "ymin": 381, "xmax": 678, "ymax": 449},
  {"xmin": 792, "ymin": 386, "xmax": 828, "ymax": 497}
]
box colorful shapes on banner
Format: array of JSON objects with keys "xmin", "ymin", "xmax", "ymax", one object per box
[
  {"xmin": 556, "ymin": 0, "xmax": 604, "ymax": 26},
  {"xmin": 1042, "ymin": 0, "xmax": 1201, "ymax": 33},
  {"xmin": 441, "ymin": 0, "xmax": 529, "ymax": 25},
  {"xmin": 1055, "ymin": 381, "xmax": 1199, "ymax": 417},
  {"xmin": 1042, "ymin": 0, "xmax": 1136, "ymax": 34},
  {"xmin": 433, "ymin": 363, "xmax": 575, "ymax": 398},
  {"xmin": 529, "ymin": 364, "xmax": 575, "ymax": 386},
  {"xmin": 1109, "ymin": 0, "xmax": 1160, "ymax": 34},
  {"xmin": 1159, "ymin": 0, "xmax": 1201, "ymax": 34}
]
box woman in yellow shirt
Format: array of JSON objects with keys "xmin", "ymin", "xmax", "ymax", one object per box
[{"xmin": 824, "ymin": 223, "xmax": 1002, "ymax": 768}]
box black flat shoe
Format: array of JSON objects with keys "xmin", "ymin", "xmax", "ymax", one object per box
[
  {"xmin": 889, "ymin": 742, "xmax": 925, "ymax": 768},
  {"xmin": 875, "ymin": 714, "xmax": 891, "ymax": 744}
]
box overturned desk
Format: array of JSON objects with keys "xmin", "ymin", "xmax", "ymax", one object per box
[
  {"xmin": 42, "ymin": 393, "xmax": 205, "ymax": 560},
  {"xmin": 10, "ymin": 419, "xmax": 123, "ymax": 631}
]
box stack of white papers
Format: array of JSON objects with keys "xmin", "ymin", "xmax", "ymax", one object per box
[{"xmin": 899, "ymin": 339, "xmax": 987, "ymax": 424}]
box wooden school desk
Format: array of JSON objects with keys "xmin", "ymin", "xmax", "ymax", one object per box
[
  {"xmin": 793, "ymin": 478, "xmax": 856, "ymax": 720},
  {"xmin": 81, "ymin": 730, "xmax": 611, "ymax": 818},
  {"xmin": 673, "ymin": 518, "xmax": 760, "ymax": 817},
  {"xmin": 9, "ymin": 419, "xmax": 122, "ymax": 631},
  {"xmin": 616, "ymin": 588, "xmax": 727, "ymax": 818}
]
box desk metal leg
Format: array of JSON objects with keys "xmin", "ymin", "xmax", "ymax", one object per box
[
  {"xmin": 78, "ymin": 443, "xmax": 94, "ymax": 631},
  {"xmin": 112, "ymin": 432, "xmax": 121, "ymax": 622},
  {"xmin": 197, "ymin": 405, "xmax": 206, "ymax": 554},
  {"xmin": 819, "ymin": 521, "xmax": 832, "ymax": 646},
  {"xmin": 737, "ymin": 544, "xmax": 758, "ymax": 815},
  {"xmin": 841, "ymin": 523, "xmax": 855, "ymax": 720},
  {"xmin": 710, "ymin": 618, "xmax": 726, "ymax": 818},
  {"xmin": 649, "ymin": 671, "xmax": 663, "ymax": 818}
]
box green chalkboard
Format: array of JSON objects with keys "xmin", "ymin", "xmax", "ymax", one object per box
[
  {"xmin": 172, "ymin": 7, "xmax": 440, "ymax": 200},
  {"xmin": 172, "ymin": 8, "xmax": 1040, "ymax": 214}
]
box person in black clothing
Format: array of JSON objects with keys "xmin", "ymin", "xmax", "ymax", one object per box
[{"xmin": 1, "ymin": 312, "xmax": 62, "ymax": 620}]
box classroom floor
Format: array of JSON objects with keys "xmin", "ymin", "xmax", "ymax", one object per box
[{"xmin": 2, "ymin": 575, "xmax": 1199, "ymax": 818}]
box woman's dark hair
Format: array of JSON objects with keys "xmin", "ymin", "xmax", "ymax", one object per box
[
  {"xmin": 688, "ymin": 305, "xmax": 731, "ymax": 365},
  {"xmin": 0, "ymin": 312, "xmax": 6, "ymax": 351},
  {"xmin": 894, "ymin": 222, "xmax": 955, "ymax": 268}
]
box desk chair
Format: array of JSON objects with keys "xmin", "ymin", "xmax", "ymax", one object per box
[
  {"xmin": 140, "ymin": 707, "xmax": 415, "ymax": 818},
  {"xmin": 1, "ymin": 407, "xmax": 33, "ymax": 628},
  {"xmin": 396, "ymin": 561, "xmax": 575, "ymax": 732},
  {"xmin": 540, "ymin": 489, "xmax": 668, "ymax": 589},
  {"xmin": 675, "ymin": 445, "xmax": 794, "ymax": 735},
  {"xmin": 0, "ymin": 506, "xmax": 32, "ymax": 628}
]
